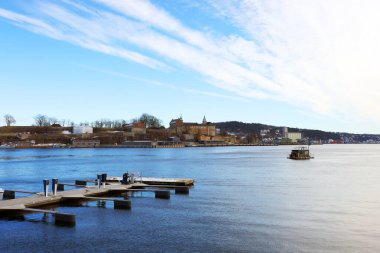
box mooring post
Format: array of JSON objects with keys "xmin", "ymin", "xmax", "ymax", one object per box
[
  {"xmin": 155, "ymin": 190, "xmax": 170, "ymax": 199},
  {"xmin": 113, "ymin": 200, "xmax": 132, "ymax": 209},
  {"xmin": 122, "ymin": 172, "xmax": 129, "ymax": 185},
  {"xmin": 43, "ymin": 179, "xmax": 50, "ymax": 197},
  {"xmin": 97, "ymin": 174, "xmax": 101, "ymax": 188},
  {"xmin": 52, "ymin": 178, "xmax": 58, "ymax": 196},
  {"xmin": 175, "ymin": 187, "xmax": 190, "ymax": 195},
  {"xmin": 54, "ymin": 213, "xmax": 76, "ymax": 227},
  {"xmin": 101, "ymin": 173, "xmax": 107, "ymax": 189}
]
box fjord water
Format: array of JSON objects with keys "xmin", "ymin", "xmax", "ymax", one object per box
[{"xmin": 0, "ymin": 145, "xmax": 379, "ymax": 252}]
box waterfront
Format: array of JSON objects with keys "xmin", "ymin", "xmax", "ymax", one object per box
[{"xmin": 0, "ymin": 145, "xmax": 380, "ymax": 252}]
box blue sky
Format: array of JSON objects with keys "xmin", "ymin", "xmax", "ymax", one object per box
[{"xmin": 1, "ymin": 0, "xmax": 380, "ymax": 133}]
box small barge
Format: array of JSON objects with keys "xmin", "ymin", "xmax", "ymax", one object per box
[{"xmin": 288, "ymin": 146, "xmax": 314, "ymax": 160}]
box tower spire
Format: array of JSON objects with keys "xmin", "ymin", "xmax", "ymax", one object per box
[{"xmin": 202, "ymin": 115, "xmax": 207, "ymax": 124}]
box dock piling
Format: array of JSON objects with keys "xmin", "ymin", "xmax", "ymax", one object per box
[
  {"xmin": 54, "ymin": 213, "xmax": 76, "ymax": 227},
  {"xmin": 155, "ymin": 190, "xmax": 170, "ymax": 199},
  {"xmin": 175, "ymin": 187, "xmax": 190, "ymax": 195},
  {"xmin": 113, "ymin": 200, "xmax": 132, "ymax": 210}
]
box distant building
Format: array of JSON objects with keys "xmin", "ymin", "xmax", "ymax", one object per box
[
  {"xmin": 286, "ymin": 132, "xmax": 302, "ymax": 143},
  {"xmin": 72, "ymin": 139, "xmax": 100, "ymax": 148},
  {"xmin": 169, "ymin": 116, "xmax": 216, "ymax": 140},
  {"xmin": 123, "ymin": 140, "xmax": 154, "ymax": 148},
  {"xmin": 260, "ymin": 129, "xmax": 270, "ymax": 137},
  {"xmin": 73, "ymin": 126, "xmax": 93, "ymax": 135},
  {"xmin": 131, "ymin": 122, "xmax": 146, "ymax": 135},
  {"xmin": 14, "ymin": 140, "xmax": 34, "ymax": 148},
  {"xmin": 282, "ymin": 127, "xmax": 288, "ymax": 138}
]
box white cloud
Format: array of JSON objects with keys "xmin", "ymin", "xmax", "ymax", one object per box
[
  {"xmin": 205, "ymin": 0, "xmax": 380, "ymax": 119},
  {"xmin": 1, "ymin": 0, "xmax": 380, "ymax": 126}
]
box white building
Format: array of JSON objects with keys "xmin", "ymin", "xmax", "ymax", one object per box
[
  {"xmin": 286, "ymin": 132, "xmax": 302, "ymax": 143},
  {"xmin": 73, "ymin": 126, "xmax": 93, "ymax": 135}
]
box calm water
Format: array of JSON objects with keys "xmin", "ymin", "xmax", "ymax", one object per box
[{"xmin": 0, "ymin": 145, "xmax": 379, "ymax": 252}]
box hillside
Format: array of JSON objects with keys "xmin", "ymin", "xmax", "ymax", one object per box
[{"xmin": 213, "ymin": 121, "xmax": 380, "ymax": 142}]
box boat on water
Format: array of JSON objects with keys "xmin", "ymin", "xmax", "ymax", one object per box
[{"xmin": 288, "ymin": 146, "xmax": 314, "ymax": 160}]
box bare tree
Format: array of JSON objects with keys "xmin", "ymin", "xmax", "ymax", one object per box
[
  {"xmin": 48, "ymin": 117, "xmax": 58, "ymax": 125},
  {"xmin": 137, "ymin": 113, "xmax": 162, "ymax": 128},
  {"xmin": 34, "ymin": 114, "xmax": 49, "ymax": 126},
  {"xmin": 60, "ymin": 119, "xmax": 69, "ymax": 127},
  {"xmin": 4, "ymin": 114, "xmax": 16, "ymax": 126}
]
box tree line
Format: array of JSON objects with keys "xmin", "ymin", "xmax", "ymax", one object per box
[{"xmin": 3, "ymin": 113, "xmax": 163, "ymax": 128}]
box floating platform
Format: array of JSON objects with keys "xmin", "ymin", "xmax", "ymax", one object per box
[{"xmin": 0, "ymin": 175, "xmax": 194, "ymax": 226}]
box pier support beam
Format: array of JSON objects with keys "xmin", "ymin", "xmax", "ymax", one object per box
[
  {"xmin": 175, "ymin": 187, "xmax": 189, "ymax": 195},
  {"xmin": 155, "ymin": 190, "xmax": 170, "ymax": 199},
  {"xmin": 3, "ymin": 190, "xmax": 15, "ymax": 200},
  {"xmin": 113, "ymin": 200, "xmax": 132, "ymax": 210},
  {"xmin": 54, "ymin": 213, "xmax": 76, "ymax": 227}
]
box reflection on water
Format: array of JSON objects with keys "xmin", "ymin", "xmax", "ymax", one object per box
[{"xmin": 1, "ymin": 145, "xmax": 380, "ymax": 252}]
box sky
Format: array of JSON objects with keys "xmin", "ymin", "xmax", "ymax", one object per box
[{"xmin": 1, "ymin": 0, "xmax": 380, "ymax": 134}]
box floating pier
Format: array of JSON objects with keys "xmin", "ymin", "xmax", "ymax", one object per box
[{"xmin": 0, "ymin": 174, "xmax": 194, "ymax": 226}]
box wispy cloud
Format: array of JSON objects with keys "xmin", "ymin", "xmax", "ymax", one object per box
[
  {"xmin": 204, "ymin": 0, "xmax": 380, "ymax": 120},
  {"xmin": 78, "ymin": 64, "xmax": 245, "ymax": 101},
  {"xmin": 1, "ymin": 0, "xmax": 380, "ymax": 124},
  {"xmin": 0, "ymin": 5, "xmax": 166, "ymax": 69}
]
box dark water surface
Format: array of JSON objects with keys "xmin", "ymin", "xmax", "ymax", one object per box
[{"xmin": 0, "ymin": 145, "xmax": 379, "ymax": 252}]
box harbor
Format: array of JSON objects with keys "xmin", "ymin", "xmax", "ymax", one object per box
[
  {"xmin": 1, "ymin": 145, "xmax": 380, "ymax": 252},
  {"xmin": 0, "ymin": 173, "xmax": 193, "ymax": 226}
]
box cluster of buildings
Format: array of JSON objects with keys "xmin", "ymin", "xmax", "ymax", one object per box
[
  {"xmin": 0, "ymin": 116, "xmax": 236, "ymax": 148},
  {"xmin": 6, "ymin": 116, "xmax": 359, "ymax": 148},
  {"xmin": 260, "ymin": 127, "xmax": 303, "ymax": 144}
]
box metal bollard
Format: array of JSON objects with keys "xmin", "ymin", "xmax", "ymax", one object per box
[
  {"xmin": 101, "ymin": 173, "xmax": 107, "ymax": 189},
  {"xmin": 43, "ymin": 179, "xmax": 50, "ymax": 197},
  {"xmin": 97, "ymin": 174, "xmax": 101, "ymax": 189},
  {"xmin": 122, "ymin": 173, "xmax": 129, "ymax": 185},
  {"xmin": 52, "ymin": 178, "xmax": 58, "ymax": 196}
]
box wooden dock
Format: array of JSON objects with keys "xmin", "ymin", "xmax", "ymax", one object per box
[{"xmin": 0, "ymin": 176, "xmax": 194, "ymax": 226}]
